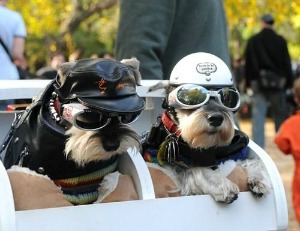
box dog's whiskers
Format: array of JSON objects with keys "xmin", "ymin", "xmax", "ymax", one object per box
[{"xmin": 64, "ymin": 124, "xmax": 141, "ymax": 167}]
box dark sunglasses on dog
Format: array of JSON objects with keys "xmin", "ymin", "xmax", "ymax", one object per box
[
  {"xmin": 61, "ymin": 103, "xmax": 140, "ymax": 131},
  {"xmin": 168, "ymin": 84, "xmax": 240, "ymax": 111}
]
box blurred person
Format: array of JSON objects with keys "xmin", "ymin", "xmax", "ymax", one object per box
[
  {"xmin": 36, "ymin": 52, "xmax": 66, "ymax": 79},
  {"xmin": 232, "ymin": 57, "xmax": 246, "ymax": 92},
  {"xmin": 274, "ymin": 77, "xmax": 300, "ymax": 224},
  {"xmin": 115, "ymin": 0, "xmax": 242, "ymax": 128},
  {"xmin": 296, "ymin": 59, "xmax": 300, "ymax": 79},
  {"xmin": 244, "ymin": 13, "xmax": 293, "ymax": 148},
  {"xmin": 115, "ymin": 0, "xmax": 231, "ymax": 80},
  {"xmin": 232, "ymin": 57, "xmax": 252, "ymax": 119},
  {"xmin": 115, "ymin": 0, "xmax": 244, "ymax": 129},
  {"xmin": 0, "ymin": 0, "xmax": 26, "ymax": 110},
  {"xmin": 68, "ymin": 49, "xmax": 83, "ymax": 62},
  {"xmin": 91, "ymin": 51, "xmax": 115, "ymax": 60}
]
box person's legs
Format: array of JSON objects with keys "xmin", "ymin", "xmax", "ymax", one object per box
[
  {"xmin": 251, "ymin": 90, "xmax": 267, "ymax": 148},
  {"xmin": 269, "ymin": 90, "xmax": 289, "ymax": 131}
]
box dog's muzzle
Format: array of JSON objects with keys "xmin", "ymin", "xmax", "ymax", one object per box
[{"xmin": 207, "ymin": 112, "xmax": 224, "ymax": 127}]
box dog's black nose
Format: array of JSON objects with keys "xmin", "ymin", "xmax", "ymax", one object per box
[
  {"xmin": 207, "ymin": 113, "xmax": 224, "ymax": 127},
  {"xmin": 103, "ymin": 140, "xmax": 120, "ymax": 152}
]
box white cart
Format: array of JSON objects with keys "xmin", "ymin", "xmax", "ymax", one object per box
[{"xmin": 0, "ymin": 80, "xmax": 288, "ymax": 231}]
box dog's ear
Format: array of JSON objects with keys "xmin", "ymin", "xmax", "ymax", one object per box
[
  {"xmin": 121, "ymin": 57, "xmax": 141, "ymax": 85},
  {"xmin": 148, "ymin": 80, "xmax": 170, "ymax": 92},
  {"xmin": 56, "ymin": 61, "xmax": 76, "ymax": 85}
]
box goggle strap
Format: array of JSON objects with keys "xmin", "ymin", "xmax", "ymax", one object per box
[
  {"xmin": 59, "ymin": 117, "xmax": 72, "ymax": 130},
  {"xmin": 168, "ymin": 107, "xmax": 180, "ymax": 124},
  {"xmin": 162, "ymin": 98, "xmax": 169, "ymax": 109}
]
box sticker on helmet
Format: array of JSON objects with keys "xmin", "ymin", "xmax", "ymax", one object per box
[{"xmin": 196, "ymin": 62, "xmax": 217, "ymax": 76}]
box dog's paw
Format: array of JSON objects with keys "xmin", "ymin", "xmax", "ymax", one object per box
[
  {"xmin": 201, "ymin": 168, "xmax": 240, "ymax": 204},
  {"xmin": 240, "ymin": 159, "xmax": 272, "ymax": 197},
  {"xmin": 247, "ymin": 177, "xmax": 271, "ymax": 198},
  {"xmin": 181, "ymin": 168, "xmax": 239, "ymax": 204},
  {"xmin": 210, "ymin": 178, "xmax": 240, "ymax": 204}
]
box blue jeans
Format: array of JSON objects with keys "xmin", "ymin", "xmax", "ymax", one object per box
[{"xmin": 251, "ymin": 83, "xmax": 288, "ymax": 148}]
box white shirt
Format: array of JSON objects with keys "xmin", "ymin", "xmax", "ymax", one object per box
[{"xmin": 0, "ymin": 6, "xmax": 26, "ymax": 79}]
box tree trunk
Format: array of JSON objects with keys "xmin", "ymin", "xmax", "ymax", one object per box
[{"xmin": 57, "ymin": 0, "xmax": 118, "ymax": 52}]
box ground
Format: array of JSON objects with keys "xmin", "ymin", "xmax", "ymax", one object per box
[{"xmin": 239, "ymin": 118, "xmax": 300, "ymax": 231}]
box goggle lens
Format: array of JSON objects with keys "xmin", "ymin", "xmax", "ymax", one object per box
[
  {"xmin": 219, "ymin": 88, "xmax": 240, "ymax": 109},
  {"xmin": 75, "ymin": 111, "xmax": 109, "ymax": 130},
  {"xmin": 177, "ymin": 86, "xmax": 208, "ymax": 106},
  {"xmin": 119, "ymin": 113, "xmax": 140, "ymax": 124},
  {"xmin": 62, "ymin": 103, "xmax": 140, "ymax": 130},
  {"xmin": 168, "ymin": 84, "xmax": 240, "ymax": 110}
]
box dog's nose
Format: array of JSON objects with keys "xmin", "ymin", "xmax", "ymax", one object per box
[
  {"xmin": 103, "ymin": 140, "xmax": 120, "ymax": 152},
  {"xmin": 207, "ymin": 113, "xmax": 224, "ymax": 127}
]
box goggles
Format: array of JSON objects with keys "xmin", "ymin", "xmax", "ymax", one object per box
[
  {"xmin": 168, "ymin": 84, "xmax": 240, "ymax": 111},
  {"xmin": 61, "ymin": 103, "xmax": 140, "ymax": 131}
]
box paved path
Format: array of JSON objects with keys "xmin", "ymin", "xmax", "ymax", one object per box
[{"xmin": 240, "ymin": 119, "xmax": 299, "ymax": 231}]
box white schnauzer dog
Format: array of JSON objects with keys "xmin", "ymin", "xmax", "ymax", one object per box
[
  {"xmin": 143, "ymin": 52, "xmax": 271, "ymax": 203},
  {"xmin": 3, "ymin": 57, "xmax": 145, "ymax": 205}
]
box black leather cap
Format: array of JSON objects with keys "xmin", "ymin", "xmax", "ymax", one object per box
[{"xmin": 54, "ymin": 58, "xmax": 145, "ymax": 113}]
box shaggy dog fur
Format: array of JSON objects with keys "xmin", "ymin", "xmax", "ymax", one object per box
[
  {"xmin": 6, "ymin": 58, "xmax": 144, "ymax": 209},
  {"xmin": 146, "ymin": 82, "xmax": 271, "ymax": 203}
]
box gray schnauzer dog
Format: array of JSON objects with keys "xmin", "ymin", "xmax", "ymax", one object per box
[
  {"xmin": 143, "ymin": 52, "xmax": 271, "ymax": 203},
  {"xmin": 3, "ymin": 57, "xmax": 145, "ymax": 205}
]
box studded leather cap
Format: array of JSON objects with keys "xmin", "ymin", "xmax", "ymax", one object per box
[{"xmin": 54, "ymin": 58, "xmax": 145, "ymax": 113}]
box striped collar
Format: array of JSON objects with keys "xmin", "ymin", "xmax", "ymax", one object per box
[{"xmin": 54, "ymin": 159, "xmax": 118, "ymax": 205}]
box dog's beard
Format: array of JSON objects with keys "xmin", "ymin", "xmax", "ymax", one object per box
[
  {"xmin": 176, "ymin": 106, "xmax": 235, "ymax": 149},
  {"xmin": 65, "ymin": 125, "xmax": 140, "ymax": 166}
]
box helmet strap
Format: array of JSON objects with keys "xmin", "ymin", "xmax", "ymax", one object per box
[
  {"xmin": 161, "ymin": 111, "xmax": 181, "ymax": 137},
  {"xmin": 162, "ymin": 96, "xmax": 180, "ymax": 125}
]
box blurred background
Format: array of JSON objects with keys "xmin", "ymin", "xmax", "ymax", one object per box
[
  {"xmin": 4, "ymin": 1, "xmax": 300, "ymax": 229},
  {"xmin": 7, "ymin": 0, "xmax": 300, "ymax": 74}
]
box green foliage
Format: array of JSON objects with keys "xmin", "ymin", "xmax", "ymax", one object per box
[
  {"xmin": 8, "ymin": 0, "xmax": 118, "ymax": 72},
  {"xmin": 224, "ymin": 0, "xmax": 300, "ymax": 59},
  {"xmin": 6, "ymin": 0, "xmax": 300, "ymax": 72},
  {"xmin": 73, "ymin": 5, "xmax": 119, "ymax": 58}
]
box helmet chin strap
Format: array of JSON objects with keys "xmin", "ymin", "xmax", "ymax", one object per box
[
  {"xmin": 162, "ymin": 97, "xmax": 181, "ymax": 125},
  {"xmin": 161, "ymin": 111, "xmax": 181, "ymax": 137}
]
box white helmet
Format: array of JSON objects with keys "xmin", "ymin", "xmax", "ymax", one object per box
[{"xmin": 169, "ymin": 52, "xmax": 233, "ymax": 86}]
